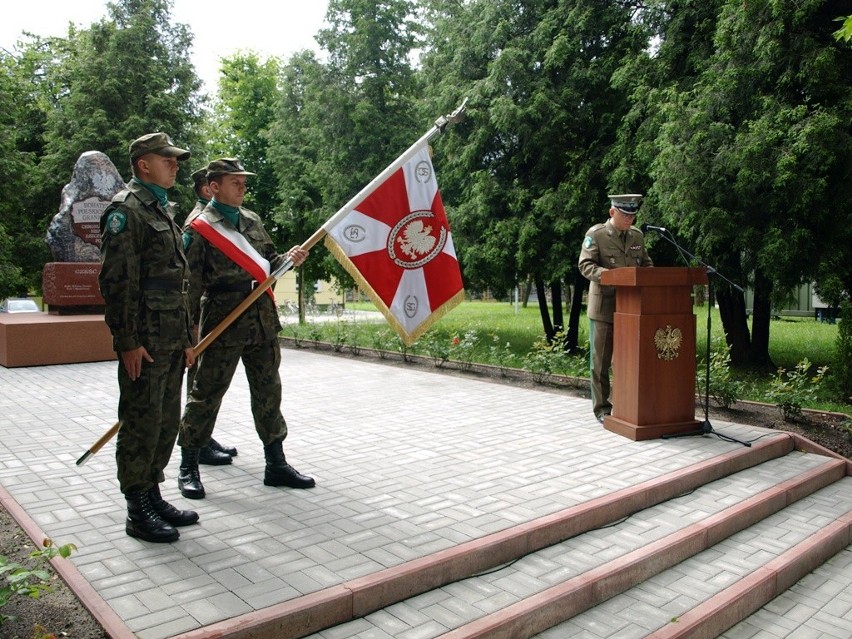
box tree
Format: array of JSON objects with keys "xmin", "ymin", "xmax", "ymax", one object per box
[
  {"xmin": 0, "ymin": 0, "xmax": 206, "ymax": 293},
  {"xmin": 651, "ymin": 0, "xmax": 852, "ymax": 367},
  {"xmin": 0, "ymin": 40, "xmax": 59, "ymax": 295},
  {"xmin": 38, "ymin": 0, "xmax": 205, "ymax": 220},
  {"xmin": 211, "ymin": 52, "xmax": 283, "ymax": 235},
  {"xmin": 606, "ymin": 0, "xmax": 725, "ymax": 197},
  {"xmin": 268, "ymin": 51, "xmax": 339, "ymax": 312},
  {"xmin": 421, "ymin": 0, "xmax": 649, "ymax": 348},
  {"xmin": 835, "ymin": 14, "xmax": 852, "ymax": 41},
  {"xmin": 315, "ymin": 0, "xmax": 423, "ymax": 206},
  {"xmin": 268, "ymin": 0, "xmax": 424, "ymax": 307}
]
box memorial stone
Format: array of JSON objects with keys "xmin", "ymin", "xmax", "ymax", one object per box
[
  {"xmin": 44, "ymin": 151, "xmax": 125, "ymax": 313},
  {"xmin": 2, "ymin": 151, "xmax": 121, "ymax": 365}
]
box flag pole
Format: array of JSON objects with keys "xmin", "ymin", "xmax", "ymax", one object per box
[
  {"xmin": 75, "ymin": 263, "xmax": 292, "ymax": 466},
  {"xmin": 319, "ymin": 97, "xmax": 468, "ymax": 235},
  {"xmin": 75, "ymin": 98, "xmax": 467, "ymax": 467}
]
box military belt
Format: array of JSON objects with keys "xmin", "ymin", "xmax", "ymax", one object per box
[
  {"xmin": 141, "ymin": 278, "xmax": 189, "ymax": 293},
  {"xmin": 206, "ymin": 281, "xmax": 258, "ymax": 294}
]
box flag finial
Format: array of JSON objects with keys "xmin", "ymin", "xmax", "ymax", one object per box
[{"xmin": 435, "ymin": 98, "xmax": 468, "ymax": 133}]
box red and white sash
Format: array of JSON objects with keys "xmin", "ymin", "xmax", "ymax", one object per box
[{"xmin": 191, "ymin": 212, "xmax": 274, "ymax": 300}]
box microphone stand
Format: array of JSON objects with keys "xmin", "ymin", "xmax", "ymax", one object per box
[{"xmin": 643, "ymin": 226, "xmax": 750, "ymax": 447}]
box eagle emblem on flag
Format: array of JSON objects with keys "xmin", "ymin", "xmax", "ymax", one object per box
[{"xmin": 324, "ymin": 144, "xmax": 464, "ymax": 345}]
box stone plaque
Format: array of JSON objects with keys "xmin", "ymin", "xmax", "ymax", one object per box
[
  {"xmin": 71, "ymin": 197, "xmax": 110, "ymax": 246},
  {"xmin": 42, "ymin": 262, "xmax": 105, "ymax": 309}
]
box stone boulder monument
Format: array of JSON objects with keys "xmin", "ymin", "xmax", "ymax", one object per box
[
  {"xmin": 43, "ymin": 151, "xmax": 126, "ymax": 313},
  {"xmin": 0, "ymin": 151, "xmax": 121, "ymax": 367}
]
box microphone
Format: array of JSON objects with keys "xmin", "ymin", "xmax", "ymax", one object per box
[{"xmin": 641, "ymin": 223, "xmax": 667, "ymax": 233}]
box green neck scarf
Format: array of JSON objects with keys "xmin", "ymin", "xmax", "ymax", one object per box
[
  {"xmin": 133, "ymin": 177, "xmax": 169, "ymax": 208},
  {"xmin": 211, "ymin": 198, "xmax": 240, "ymax": 229}
]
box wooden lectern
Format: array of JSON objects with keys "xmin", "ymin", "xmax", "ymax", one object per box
[{"xmin": 600, "ymin": 266, "xmax": 708, "ymax": 441}]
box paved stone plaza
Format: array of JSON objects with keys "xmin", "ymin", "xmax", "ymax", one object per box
[{"xmin": 0, "ymin": 348, "xmax": 850, "ymax": 638}]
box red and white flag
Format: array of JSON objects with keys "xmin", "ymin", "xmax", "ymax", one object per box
[{"xmin": 324, "ymin": 143, "xmax": 464, "ymax": 345}]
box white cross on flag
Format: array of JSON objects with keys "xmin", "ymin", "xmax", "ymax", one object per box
[{"xmin": 324, "ymin": 143, "xmax": 464, "ymax": 345}]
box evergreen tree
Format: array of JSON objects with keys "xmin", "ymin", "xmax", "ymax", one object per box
[
  {"xmin": 0, "ymin": 47, "xmax": 43, "ymax": 296},
  {"xmin": 651, "ymin": 0, "xmax": 852, "ymax": 366},
  {"xmin": 39, "ymin": 0, "xmax": 204, "ymax": 217},
  {"xmin": 212, "ymin": 52, "xmax": 283, "ymax": 231},
  {"xmin": 268, "ymin": 0, "xmax": 424, "ymax": 300},
  {"xmin": 315, "ymin": 0, "xmax": 423, "ymax": 206},
  {"xmin": 421, "ymin": 0, "xmax": 648, "ymax": 346}
]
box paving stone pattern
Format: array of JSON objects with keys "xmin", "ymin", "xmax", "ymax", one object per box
[{"xmin": 0, "ymin": 349, "xmax": 850, "ymax": 639}]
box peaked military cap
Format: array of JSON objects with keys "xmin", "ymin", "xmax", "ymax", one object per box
[
  {"xmin": 206, "ymin": 158, "xmax": 256, "ymax": 178},
  {"xmin": 129, "ymin": 132, "xmax": 191, "ymax": 162},
  {"xmin": 608, "ymin": 193, "xmax": 643, "ymax": 215}
]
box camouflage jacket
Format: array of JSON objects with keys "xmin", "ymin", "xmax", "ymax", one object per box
[
  {"xmin": 98, "ymin": 180, "xmax": 193, "ymax": 353},
  {"xmin": 184, "ymin": 204, "xmax": 287, "ymax": 347},
  {"xmin": 182, "ymin": 199, "xmax": 207, "ymax": 229},
  {"xmin": 578, "ymin": 218, "xmax": 653, "ymax": 323}
]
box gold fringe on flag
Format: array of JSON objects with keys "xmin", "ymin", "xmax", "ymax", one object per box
[{"xmin": 324, "ymin": 236, "xmax": 465, "ymax": 346}]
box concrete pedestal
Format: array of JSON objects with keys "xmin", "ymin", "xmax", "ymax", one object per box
[{"xmin": 0, "ymin": 313, "xmax": 115, "ymax": 367}]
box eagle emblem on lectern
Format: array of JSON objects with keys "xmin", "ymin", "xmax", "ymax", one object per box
[{"xmin": 654, "ymin": 325, "xmax": 683, "ymax": 361}]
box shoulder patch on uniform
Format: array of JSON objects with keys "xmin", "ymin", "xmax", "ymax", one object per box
[
  {"xmin": 105, "ymin": 210, "xmax": 127, "ymax": 235},
  {"xmin": 583, "ymin": 236, "xmax": 594, "ymax": 249}
]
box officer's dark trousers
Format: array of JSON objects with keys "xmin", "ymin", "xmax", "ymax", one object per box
[
  {"xmin": 179, "ymin": 339, "xmax": 287, "ymax": 448},
  {"xmin": 116, "ymin": 349, "xmax": 185, "ymax": 494},
  {"xmin": 589, "ymin": 319, "xmax": 614, "ymax": 419}
]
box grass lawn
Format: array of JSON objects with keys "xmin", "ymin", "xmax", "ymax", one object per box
[{"xmin": 284, "ymin": 299, "xmax": 849, "ymax": 415}]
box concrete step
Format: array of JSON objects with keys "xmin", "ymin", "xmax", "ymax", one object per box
[
  {"xmin": 290, "ymin": 443, "xmax": 850, "ymax": 639},
  {"xmin": 719, "ymin": 543, "xmax": 852, "ymax": 638},
  {"xmin": 535, "ymin": 476, "xmax": 852, "ymax": 638},
  {"xmin": 166, "ymin": 431, "xmax": 799, "ymax": 639}
]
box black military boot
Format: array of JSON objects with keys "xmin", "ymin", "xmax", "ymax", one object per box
[
  {"xmin": 148, "ymin": 484, "xmax": 199, "ymax": 527},
  {"xmin": 263, "ymin": 439, "xmax": 315, "ymax": 488},
  {"xmin": 177, "ymin": 447, "xmax": 206, "ymax": 499},
  {"xmin": 125, "ymin": 490, "xmax": 179, "ymax": 543},
  {"xmin": 198, "ymin": 442, "xmax": 232, "ymax": 466},
  {"xmin": 210, "ymin": 437, "xmax": 237, "ymax": 457}
]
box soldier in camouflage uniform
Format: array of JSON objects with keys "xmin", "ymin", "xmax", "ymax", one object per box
[
  {"xmin": 177, "ymin": 158, "xmax": 314, "ymax": 500},
  {"xmin": 185, "ymin": 166, "xmax": 212, "ymax": 228},
  {"xmin": 578, "ymin": 194, "xmax": 653, "ymax": 422},
  {"xmin": 99, "ymin": 132, "xmax": 199, "ymax": 543},
  {"xmin": 184, "ymin": 165, "xmax": 237, "ymax": 466}
]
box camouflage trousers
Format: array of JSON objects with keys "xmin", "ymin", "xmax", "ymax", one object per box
[
  {"xmin": 179, "ymin": 338, "xmax": 287, "ymax": 448},
  {"xmin": 116, "ymin": 349, "xmax": 185, "ymax": 494},
  {"xmin": 589, "ymin": 319, "xmax": 614, "ymax": 419}
]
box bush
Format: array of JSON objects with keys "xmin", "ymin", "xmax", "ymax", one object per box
[
  {"xmin": 329, "ymin": 320, "xmax": 350, "ymax": 353},
  {"xmin": 523, "ymin": 332, "xmax": 569, "ymax": 383},
  {"xmin": 0, "ymin": 538, "xmax": 77, "ymax": 626},
  {"xmin": 371, "ymin": 329, "xmax": 397, "ymax": 358},
  {"xmin": 488, "ymin": 334, "xmax": 517, "ymax": 376},
  {"xmin": 766, "ymin": 358, "xmax": 829, "ymax": 421},
  {"xmin": 450, "ymin": 329, "xmax": 481, "ymax": 371},
  {"xmin": 698, "ymin": 337, "xmax": 744, "ymax": 409},
  {"xmin": 423, "ymin": 330, "xmax": 453, "ymax": 367},
  {"xmin": 344, "ymin": 324, "xmax": 363, "ymax": 356}
]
